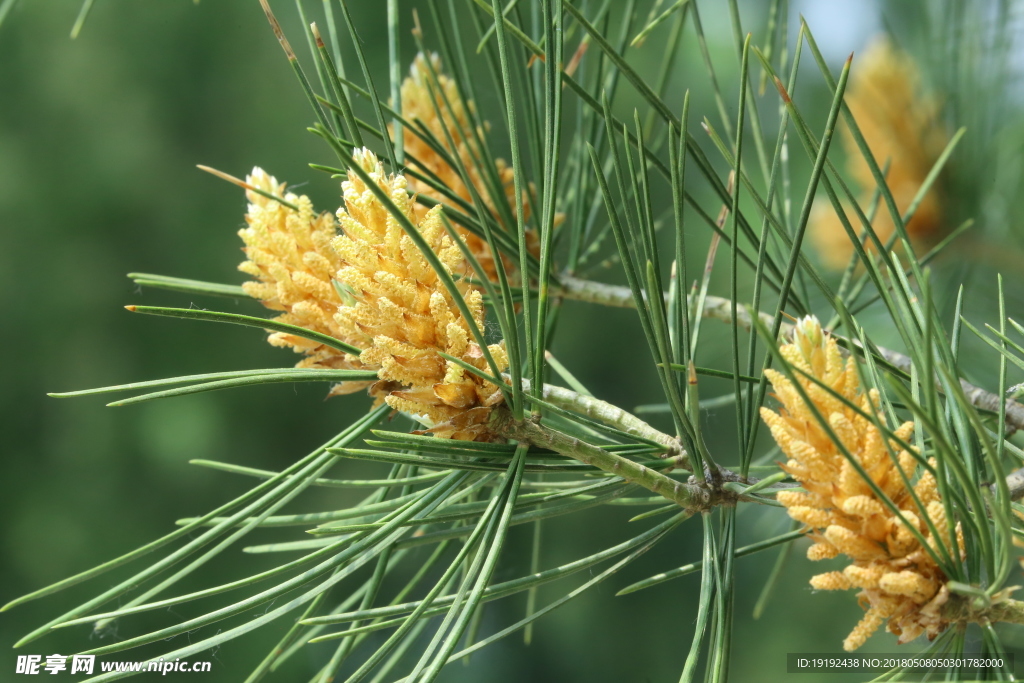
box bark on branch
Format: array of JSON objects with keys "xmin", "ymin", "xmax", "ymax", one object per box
[{"xmin": 556, "ymin": 274, "xmax": 1024, "ymax": 436}]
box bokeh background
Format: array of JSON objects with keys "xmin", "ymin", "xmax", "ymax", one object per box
[{"xmin": 3, "ymin": 1, "xmax": 1024, "ymax": 681}]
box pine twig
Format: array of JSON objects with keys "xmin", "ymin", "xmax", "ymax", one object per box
[
  {"xmin": 490, "ymin": 409, "xmax": 742, "ymax": 512},
  {"xmin": 943, "ymin": 591, "xmax": 1024, "ymax": 626},
  {"xmin": 556, "ymin": 274, "xmax": 1024, "ymax": 436},
  {"xmin": 527, "ymin": 379, "xmax": 684, "ymax": 456}
]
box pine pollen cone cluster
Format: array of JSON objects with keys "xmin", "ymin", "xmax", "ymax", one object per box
[
  {"xmin": 237, "ymin": 149, "xmax": 508, "ymax": 441},
  {"xmin": 396, "ymin": 53, "xmax": 542, "ymax": 282},
  {"xmin": 760, "ymin": 316, "xmax": 963, "ymax": 651},
  {"xmin": 809, "ymin": 38, "xmax": 949, "ymax": 270}
]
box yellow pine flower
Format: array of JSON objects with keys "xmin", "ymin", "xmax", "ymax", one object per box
[
  {"xmin": 236, "ymin": 151, "xmax": 508, "ymax": 441},
  {"xmin": 397, "ymin": 53, "xmax": 540, "ymax": 282},
  {"xmin": 809, "ymin": 38, "xmax": 948, "ymax": 269},
  {"xmin": 760, "ymin": 316, "xmax": 960, "ymax": 651},
  {"xmin": 331, "ymin": 148, "xmax": 508, "ymax": 440},
  {"xmin": 237, "ymin": 168, "xmax": 369, "ymax": 390}
]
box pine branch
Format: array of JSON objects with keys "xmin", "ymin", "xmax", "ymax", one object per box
[
  {"xmin": 556, "ymin": 274, "xmax": 1024, "ymax": 436},
  {"xmin": 943, "ymin": 591, "xmax": 1024, "ymax": 627},
  {"xmin": 525, "ymin": 376, "xmax": 1024, "ymax": 506},
  {"xmin": 557, "ymin": 274, "xmax": 769, "ymax": 333},
  {"xmin": 1004, "ymin": 469, "xmax": 1024, "ymax": 501},
  {"xmin": 877, "ymin": 348, "xmax": 1024, "ymax": 437},
  {"xmin": 490, "ymin": 408, "xmax": 753, "ymax": 512}
]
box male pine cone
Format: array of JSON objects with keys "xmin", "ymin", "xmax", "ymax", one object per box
[
  {"xmin": 761, "ymin": 316, "xmax": 961, "ymax": 651},
  {"xmin": 237, "ymin": 149, "xmax": 507, "ymax": 441}
]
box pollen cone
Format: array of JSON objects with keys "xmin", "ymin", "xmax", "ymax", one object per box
[
  {"xmin": 395, "ymin": 53, "xmax": 547, "ymax": 283},
  {"xmin": 809, "ymin": 39, "xmax": 948, "ymax": 269},
  {"xmin": 332, "ymin": 148, "xmax": 509, "ymax": 440},
  {"xmin": 237, "ymin": 168, "xmax": 369, "ymax": 393},
  {"xmin": 761, "ymin": 316, "xmax": 960, "ymax": 650},
  {"xmin": 237, "ymin": 150, "xmax": 508, "ymax": 441}
]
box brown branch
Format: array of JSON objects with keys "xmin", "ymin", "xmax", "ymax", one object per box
[
  {"xmin": 556, "ymin": 274, "xmax": 1024, "ymax": 436},
  {"xmin": 876, "ymin": 347, "xmax": 1024, "ymax": 437}
]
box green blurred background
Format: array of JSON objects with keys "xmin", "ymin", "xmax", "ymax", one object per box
[{"xmin": 3, "ymin": 1, "xmax": 1023, "ymax": 681}]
